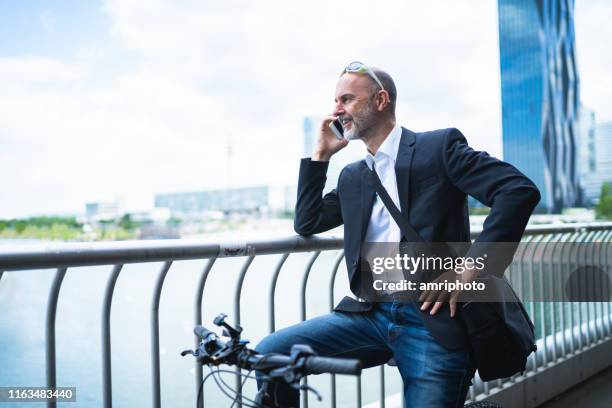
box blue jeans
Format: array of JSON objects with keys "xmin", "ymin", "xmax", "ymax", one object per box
[{"xmin": 255, "ymin": 301, "xmax": 475, "ymax": 408}]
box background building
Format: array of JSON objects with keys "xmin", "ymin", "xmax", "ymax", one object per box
[
  {"xmin": 578, "ymin": 105, "xmax": 597, "ymax": 180},
  {"xmin": 155, "ymin": 186, "xmax": 296, "ymax": 217},
  {"xmin": 581, "ymin": 121, "xmax": 612, "ymax": 204},
  {"xmin": 498, "ymin": 0, "xmax": 581, "ymax": 212},
  {"xmin": 85, "ymin": 202, "xmax": 119, "ymax": 221}
]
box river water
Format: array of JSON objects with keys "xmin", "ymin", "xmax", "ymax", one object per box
[{"xmin": 0, "ymin": 238, "xmax": 402, "ymax": 407}]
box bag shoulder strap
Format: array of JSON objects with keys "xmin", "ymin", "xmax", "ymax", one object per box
[{"xmin": 369, "ymin": 167, "xmax": 424, "ymax": 243}]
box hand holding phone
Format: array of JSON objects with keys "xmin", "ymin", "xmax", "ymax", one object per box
[
  {"xmin": 313, "ymin": 117, "xmax": 348, "ymax": 161},
  {"xmin": 328, "ymin": 119, "xmax": 345, "ymax": 140}
]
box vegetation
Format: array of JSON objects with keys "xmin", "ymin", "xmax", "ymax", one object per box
[
  {"xmin": 0, "ymin": 216, "xmax": 81, "ymax": 240},
  {"xmin": 469, "ymin": 207, "xmax": 491, "ymax": 216},
  {"xmin": 277, "ymin": 209, "xmax": 295, "ymax": 219},
  {"xmin": 0, "ymin": 215, "xmax": 136, "ymax": 241},
  {"xmin": 595, "ymin": 182, "xmax": 612, "ymax": 220}
]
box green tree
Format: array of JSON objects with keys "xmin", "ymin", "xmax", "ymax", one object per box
[
  {"xmin": 595, "ymin": 182, "xmax": 612, "ymax": 220},
  {"xmin": 119, "ymin": 214, "xmax": 136, "ymax": 230},
  {"xmin": 14, "ymin": 220, "xmax": 27, "ymax": 233},
  {"xmin": 167, "ymin": 216, "xmax": 182, "ymax": 227}
]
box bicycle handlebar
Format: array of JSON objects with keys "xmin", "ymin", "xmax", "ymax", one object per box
[
  {"xmin": 194, "ymin": 325, "xmax": 215, "ymax": 340},
  {"xmin": 304, "ymin": 356, "xmax": 362, "ymax": 375},
  {"xmin": 244, "ymin": 353, "xmax": 361, "ymax": 376},
  {"xmin": 191, "ymin": 323, "xmax": 362, "ymax": 376},
  {"xmin": 185, "ymin": 314, "xmax": 363, "ymax": 407}
]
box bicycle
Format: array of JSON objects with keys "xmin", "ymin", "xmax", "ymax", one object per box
[{"xmin": 182, "ymin": 313, "xmax": 363, "ymax": 407}]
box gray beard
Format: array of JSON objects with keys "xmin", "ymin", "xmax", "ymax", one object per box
[
  {"xmin": 345, "ymin": 119, "xmax": 376, "ymax": 141},
  {"xmin": 344, "ymin": 125, "xmax": 361, "ymax": 140},
  {"xmin": 342, "ymin": 106, "xmax": 376, "ymax": 141}
]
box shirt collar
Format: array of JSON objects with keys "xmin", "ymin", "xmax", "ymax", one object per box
[{"xmin": 365, "ymin": 124, "xmax": 402, "ymax": 170}]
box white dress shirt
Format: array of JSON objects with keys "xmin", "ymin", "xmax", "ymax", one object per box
[
  {"xmin": 364, "ymin": 124, "xmax": 404, "ymax": 293},
  {"xmin": 364, "ymin": 124, "xmax": 403, "ymax": 243}
]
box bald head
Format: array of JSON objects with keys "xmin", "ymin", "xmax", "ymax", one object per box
[
  {"xmin": 339, "ymin": 66, "xmax": 397, "ymax": 117},
  {"xmin": 370, "ymin": 67, "xmax": 397, "ymax": 114}
]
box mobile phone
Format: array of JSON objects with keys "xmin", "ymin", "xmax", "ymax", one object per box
[{"xmin": 328, "ymin": 119, "xmax": 345, "ymax": 140}]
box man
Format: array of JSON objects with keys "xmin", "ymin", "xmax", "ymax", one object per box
[{"xmin": 256, "ymin": 62, "xmax": 540, "ymax": 407}]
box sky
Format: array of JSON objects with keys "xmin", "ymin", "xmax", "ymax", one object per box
[{"xmin": 0, "ymin": 0, "xmax": 610, "ymax": 219}]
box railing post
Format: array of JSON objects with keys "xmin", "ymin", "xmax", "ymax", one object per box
[
  {"xmin": 592, "ymin": 230, "xmax": 605, "ymax": 342},
  {"xmin": 101, "ymin": 264, "xmax": 123, "ymax": 408},
  {"xmin": 194, "ymin": 258, "xmax": 216, "ymax": 408},
  {"xmin": 571, "ymin": 231, "xmax": 582, "ymax": 353},
  {"xmin": 527, "ymin": 235, "xmax": 544, "ymax": 371},
  {"xmin": 558, "ymin": 232, "xmax": 574, "ymax": 359},
  {"xmin": 605, "ymin": 231, "xmax": 612, "ymax": 338},
  {"xmin": 300, "ymin": 251, "xmax": 321, "ymax": 408},
  {"xmin": 233, "ymin": 256, "xmax": 255, "ymax": 408},
  {"xmin": 328, "ymin": 251, "xmax": 344, "ymax": 408},
  {"xmin": 580, "ymin": 231, "xmax": 591, "ymax": 349},
  {"xmin": 269, "ymin": 254, "xmax": 289, "ymax": 334},
  {"xmin": 46, "ymin": 267, "xmax": 67, "ymax": 408},
  {"xmin": 151, "ymin": 261, "xmax": 173, "ymax": 408},
  {"xmin": 539, "ymin": 233, "xmax": 554, "ymax": 367},
  {"xmin": 379, "ymin": 365, "xmax": 386, "ymax": 408}
]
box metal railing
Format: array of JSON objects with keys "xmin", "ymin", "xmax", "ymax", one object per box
[
  {"xmin": 1, "ymin": 222, "xmax": 611, "ymax": 408},
  {"xmin": 463, "ymin": 224, "xmax": 612, "ymax": 406}
]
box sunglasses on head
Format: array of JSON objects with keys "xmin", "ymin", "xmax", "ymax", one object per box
[{"xmin": 341, "ymin": 61, "xmax": 385, "ymax": 92}]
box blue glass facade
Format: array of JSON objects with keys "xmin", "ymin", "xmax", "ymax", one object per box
[{"xmin": 498, "ymin": 0, "xmax": 580, "ymax": 212}]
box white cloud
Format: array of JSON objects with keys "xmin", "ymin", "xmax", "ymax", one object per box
[
  {"xmin": 40, "ymin": 10, "xmax": 55, "ymax": 32},
  {"xmin": 575, "ymin": 0, "xmax": 612, "ymax": 122},
  {"xmin": 0, "ymin": 56, "xmax": 89, "ymax": 83},
  {"xmin": 2, "ymin": 0, "xmax": 605, "ymax": 218}
]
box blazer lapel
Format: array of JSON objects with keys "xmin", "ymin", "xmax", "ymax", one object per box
[
  {"xmin": 395, "ymin": 128, "xmax": 416, "ymax": 220},
  {"xmin": 359, "ymin": 161, "xmax": 376, "ymax": 242}
]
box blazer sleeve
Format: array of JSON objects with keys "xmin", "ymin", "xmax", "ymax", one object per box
[
  {"xmin": 442, "ymin": 128, "xmax": 541, "ymax": 277},
  {"xmin": 294, "ymin": 158, "xmax": 343, "ymax": 236}
]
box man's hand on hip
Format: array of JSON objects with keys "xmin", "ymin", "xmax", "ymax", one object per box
[{"xmin": 418, "ymin": 264, "xmax": 479, "ymax": 318}]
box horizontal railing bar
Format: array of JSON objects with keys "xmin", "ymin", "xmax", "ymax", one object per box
[
  {"xmin": 3, "ymin": 222, "xmax": 612, "ymax": 271},
  {"xmin": 0, "ymin": 235, "xmax": 344, "ymax": 271},
  {"xmin": 518, "ymin": 222, "xmax": 612, "ymax": 236}
]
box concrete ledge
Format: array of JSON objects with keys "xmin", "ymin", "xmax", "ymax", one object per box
[
  {"xmin": 481, "ymin": 337, "xmax": 612, "ymax": 408},
  {"xmin": 362, "ymin": 337, "xmax": 612, "ymax": 408}
]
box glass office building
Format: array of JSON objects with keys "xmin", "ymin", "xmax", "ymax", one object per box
[
  {"xmin": 498, "ymin": 0, "xmax": 580, "ymax": 212},
  {"xmin": 581, "ymin": 122, "xmax": 612, "ymax": 204}
]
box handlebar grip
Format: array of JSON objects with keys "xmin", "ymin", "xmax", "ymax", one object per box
[
  {"xmin": 194, "ymin": 325, "xmax": 215, "ymax": 340},
  {"xmin": 304, "ymin": 356, "xmax": 362, "ymax": 375}
]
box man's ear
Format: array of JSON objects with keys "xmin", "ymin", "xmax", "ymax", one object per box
[{"xmin": 376, "ymin": 90, "xmax": 389, "ymax": 112}]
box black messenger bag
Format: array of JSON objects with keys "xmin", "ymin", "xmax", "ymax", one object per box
[
  {"xmin": 459, "ymin": 276, "xmax": 536, "ymax": 380},
  {"xmin": 369, "ymin": 168, "xmax": 537, "ymax": 381}
]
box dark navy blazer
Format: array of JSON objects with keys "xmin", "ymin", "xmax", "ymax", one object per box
[{"xmin": 294, "ymin": 127, "xmax": 540, "ymax": 349}]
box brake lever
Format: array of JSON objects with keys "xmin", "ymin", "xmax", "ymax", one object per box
[
  {"xmin": 214, "ymin": 313, "xmax": 243, "ymax": 340},
  {"xmin": 300, "ymin": 384, "xmax": 322, "ymax": 402}
]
